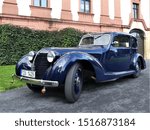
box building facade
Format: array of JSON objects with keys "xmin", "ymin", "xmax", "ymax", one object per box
[{"xmin": 0, "ymin": 0, "xmax": 150, "ymax": 58}]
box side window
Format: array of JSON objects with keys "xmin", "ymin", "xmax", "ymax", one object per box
[
  {"xmin": 113, "ymin": 35, "xmax": 130, "ymax": 48},
  {"xmin": 130, "ymin": 37, "xmax": 137, "ymax": 48},
  {"xmin": 94, "ymin": 34, "xmax": 111, "ymax": 45},
  {"xmin": 80, "ymin": 37, "xmax": 94, "ymax": 45}
]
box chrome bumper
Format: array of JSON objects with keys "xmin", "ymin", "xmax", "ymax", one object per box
[{"xmin": 13, "ymin": 75, "xmax": 59, "ymax": 87}]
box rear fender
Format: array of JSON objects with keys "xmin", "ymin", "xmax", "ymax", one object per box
[{"xmin": 131, "ymin": 53, "xmax": 146, "ymax": 70}]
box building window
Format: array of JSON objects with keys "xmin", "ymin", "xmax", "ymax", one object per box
[
  {"xmin": 34, "ymin": 0, "xmax": 47, "ymax": 7},
  {"xmin": 80, "ymin": 0, "xmax": 90, "ymax": 13},
  {"xmin": 133, "ymin": 3, "xmax": 139, "ymax": 19}
]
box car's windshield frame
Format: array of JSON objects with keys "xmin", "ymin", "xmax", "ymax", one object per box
[{"xmin": 79, "ymin": 33, "xmax": 112, "ymax": 46}]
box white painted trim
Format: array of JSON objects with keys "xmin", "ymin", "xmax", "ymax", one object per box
[
  {"xmin": 109, "ymin": 0, "xmax": 114, "ymax": 19},
  {"xmin": 93, "ymin": 0, "xmax": 100, "ymax": 23},
  {"xmin": 17, "ymin": 0, "xmax": 31, "ymax": 16},
  {"xmin": 71, "ymin": 0, "xmax": 79, "ymax": 21},
  {"xmin": 141, "ymin": 0, "xmax": 150, "ymax": 28},
  {"xmin": 51, "ymin": 0, "xmax": 62, "ymax": 19},
  {"xmin": 0, "ymin": 0, "xmax": 4, "ymax": 14},
  {"xmin": 130, "ymin": 21, "xmax": 146, "ymax": 33},
  {"xmin": 121, "ymin": 0, "xmax": 131, "ymax": 25}
]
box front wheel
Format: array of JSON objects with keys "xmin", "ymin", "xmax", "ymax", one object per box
[
  {"xmin": 132, "ymin": 60, "xmax": 141, "ymax": 78},
  {"xmin": 64, "ymin": 63, "xmax": 83, "ymax": 103}
]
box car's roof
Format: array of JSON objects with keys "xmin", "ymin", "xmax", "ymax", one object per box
[{"xmin": 84, "ymin": 32, "xmax": 135, "ymax": 37}]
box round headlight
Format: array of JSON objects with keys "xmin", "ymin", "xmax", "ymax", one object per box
[
  {"xmin": 47, "ymin": 51, "xmax": 55, "ymax": 62},
  {"xmin": 28, "ymin": 51, "xmax": 35, "ymax": 61}
]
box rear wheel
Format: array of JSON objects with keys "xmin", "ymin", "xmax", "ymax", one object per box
[
  {"xmin": 64, "ymin": 63, "xmax": 83, "ymax": 103},
  {"xmin": 27, "ymin": 84, "xmax": 43, "ymax": 93},
  {"xmin": 132, "ymin": 59, "xmax": 141, "ymax": 78}
]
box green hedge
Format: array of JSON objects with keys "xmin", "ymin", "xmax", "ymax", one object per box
[{"xmin": 0, "ymin": 24, "xmax": 84, "ymax": 65}]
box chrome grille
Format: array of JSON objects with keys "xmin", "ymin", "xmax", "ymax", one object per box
[{"xmin": 34, "ymin": 53, "xmax": 50, "ymax": 79}]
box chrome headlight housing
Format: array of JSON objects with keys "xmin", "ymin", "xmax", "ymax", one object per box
[
  {"xmin": 27, "ymin": 51, "xmax": 35, "ymax": 61},
  {"xmin": 47, "ymin": 51, "xmax": 56, "ymax": 62}
]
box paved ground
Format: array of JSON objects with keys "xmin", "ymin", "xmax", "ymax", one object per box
[{"xmin": 0, "ymin": 61, "xmax": 149, "ymax": 113}]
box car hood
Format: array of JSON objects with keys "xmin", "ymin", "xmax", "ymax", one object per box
[{"xmin": 39, "ymin": 46, "xmax": 107, "ymax": 56}]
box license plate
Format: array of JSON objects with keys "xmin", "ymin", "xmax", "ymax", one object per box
[{"xmin": 21, "ymin": 69, "xmax": 35, "ymax": 78}]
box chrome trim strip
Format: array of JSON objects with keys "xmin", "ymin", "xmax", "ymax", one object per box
[
  {"xmin": 13, "ymin": 75, "xmax": 59, "ymax": 87},
  {"xmin": 105, "ymin": 70, "xmax": 135, "ymax": 76}
]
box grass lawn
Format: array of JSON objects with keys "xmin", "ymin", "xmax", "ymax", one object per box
[{"xmin": 0, "ymin": 65, "xmax": 25, "ymax": 92}]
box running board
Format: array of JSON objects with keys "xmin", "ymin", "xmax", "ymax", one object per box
[{"xmin": 105, "ymin": 70, "xmax": 135, "ymax": 76}]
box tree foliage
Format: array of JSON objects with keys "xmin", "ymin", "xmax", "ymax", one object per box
[{"xmin": 0, "ymin": 24, "xmax": 84, "ymax": 65}]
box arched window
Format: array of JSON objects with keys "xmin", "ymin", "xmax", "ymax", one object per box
[
  {"xmin": 80, "ymin": 0, "xmax": 90, "ymax": 13},
  {"xmin": 34, "ymin": 0, "xmax": 48, "ymax": 7}
]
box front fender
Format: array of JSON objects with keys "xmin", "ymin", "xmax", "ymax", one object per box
[
  {"xmin": 131, "ymin": 53, "xmax": 146, "ymax": 70},
  {"xmin": 16, "ymin": 55, "xmax": 32, "ymax": 76},
  {"xmin": 47, "ymin": 52, "xmax": 105, "ymax": 85}
]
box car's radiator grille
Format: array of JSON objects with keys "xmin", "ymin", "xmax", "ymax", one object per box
[{"xmin": 34, "ymin": 53, "xmax": 50, "ymax": 79}]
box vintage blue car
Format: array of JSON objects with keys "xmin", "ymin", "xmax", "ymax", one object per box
[{"xmin": 14, "ymin": 32, "xmax": 146, "ymax": 103}]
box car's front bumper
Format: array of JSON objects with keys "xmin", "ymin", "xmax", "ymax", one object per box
[{"xmin": 13, "ymin": 75, "xmax": 59, "ymax": 87}]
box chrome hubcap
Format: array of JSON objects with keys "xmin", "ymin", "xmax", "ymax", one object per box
[
  {"xmin": 74, "ymin": 69, "xmax": 82, "ymax": 94},
  {"xmin": 136, "ymin": 63, "xmax": 140, "ymax": 72},
  {"xmin": 75, "ymin": 77, "xmax": 81, "ymax": 87}
]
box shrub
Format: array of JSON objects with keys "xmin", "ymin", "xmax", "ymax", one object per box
[{"xmin": 0, "ymin": 24, "xmax": 84, "ymax": 65}]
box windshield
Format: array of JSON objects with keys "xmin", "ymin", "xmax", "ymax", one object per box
[{"xmin": 80, "ymin": 34, "xmax": 111, "ymax": 46}]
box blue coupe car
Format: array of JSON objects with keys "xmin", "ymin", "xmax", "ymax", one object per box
[{"xmin": 14, "ymin": 32, "xmax": 146, "ymax": 103}]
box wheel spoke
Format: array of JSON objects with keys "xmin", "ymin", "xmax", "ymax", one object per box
[
  {"xmin": 65, "ymin": 63, "xmax": 83, "ymax": 103},
  {"xmin": 74, "ymin": 69, "xmax": 82, "ymax": 94}
]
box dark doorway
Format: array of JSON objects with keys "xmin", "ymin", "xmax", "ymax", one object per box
[{"xmin": 129, "ymin": 29, "xmax": 145, "ymax": 56}]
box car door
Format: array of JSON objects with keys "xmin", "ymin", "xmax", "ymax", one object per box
[{"xmin": 104, "ymin": 34, "xmax": 131, "ymax": 72}]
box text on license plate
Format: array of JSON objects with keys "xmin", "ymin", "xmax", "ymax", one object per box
[{"xmin": 21, "ymin": 69, "xmax": 35, "ymax": 78}]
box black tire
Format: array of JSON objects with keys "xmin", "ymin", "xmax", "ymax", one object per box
[
  {"xmin": 27, "ymin": 84, "xmax": 43, "ymax": 93},
  {"xmin": 132, "ymin": 59, "xmax": 141, "ymax": 78},
  {"xmin": 65, "ymin": 63, "xmax": 83, "ymax": 103}
]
